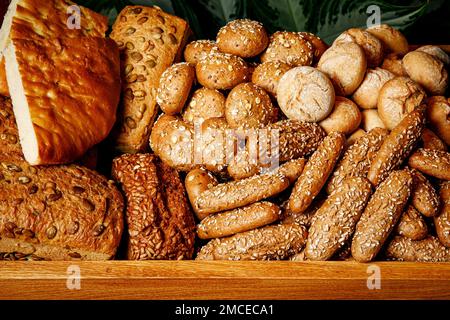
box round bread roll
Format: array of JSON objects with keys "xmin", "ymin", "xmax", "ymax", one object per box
[
  {"xmin": 318, "ymin": 42, "xmax": 367, "ymax": 96},
  {"xmin": 403, "ymin": 51, "xmax": 448, "ymax": 96},
  {"xmin": 298, "ymin": 32, "xmax": 328, "ymax": 63},
  {"xmin": 361, "ymin": 109, "xmax": 386, "ymax": 132},
  {"xmin": 347, "ymin": 128, "xmax": 366, "ymax": 146},
  {"xmin": 381, "ymin": 53, "xmax": 407, "ymax": 76},
  {"xmin": 217, "ymin": 19, "xmax": 269, "ymax": 58},
  {"xmin": 377, "ymin": 76, "xmax": 426, "ymax": 130},
  {"xmin": 196, "ymin": 52, "xmax": 249, "ymax": 90},
  {"xmin": 225, "ymin": 83, "xmax": 278, "ymax": 129},
  {"xmin": 416, "ymin": 45, "xmax": 450, "ymax": 65},
  {"xmin": 200, "ymin": 117, "xmax": 229, "ymax": 172},
  {"xmin": 182, "ymin": 87, "xmax": 226, "ymax": 124},
  {"xmin": 260, "ymin": 31, "xmax": 314, "ymax": 67},
  {"xmin": 334, "ymin": 28, "xmax": 384, "ymax": 67},
  {"xmin": 156, "ymin": 62, "xmax": 195, "ymax": 115},
  {"xmin": 319, "ymin": 96, "xmax": 361, "ymax": 135},
  {"xmin": 352, "ymin": 68, "xmax": 395, "ymax": 109},
  {"xmin": 251, "ymin": 61, "xmax": 291, "ymax": 97},
  {"xmin": 367, "ymin": 24, "xmax": 409, "ymax": 55},
  {"xmin": 184, "ymin": 40, "xmax": 219, "ymax": 65},
  {"xmin": 427, "ymin": 96, "xmax": 450, "ymax": 145},
  {"xmin": 277, "ymin": 66, "xmax": 335, "ymax": 122}
]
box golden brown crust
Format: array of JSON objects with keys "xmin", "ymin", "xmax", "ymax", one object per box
[
  {"xmin": 377, "ymin": 76, "xmax": 426, "ymax": 130},
  {"xmin": 185, "ymin": 168, "xmax": 219, "ymax": 220},
  {"xmin": 217, "ymin": 19, "xmax": 269, "ymax": 58},
  {"xmin": 196, "ymin": 223, "xmax": 308, "ymax": 260},
  {"xmin": 156, "ymin": 62, "xmax": 195, "ymax": 115},
  {"xmin": 381, "ymin": 53, "xmax": 407, "ymax": 76},
  {"xmin": 410, "ymin": 169, "xmax": 440, "ymax": 217},
  {"xmin": 416, "ymin": 45, "xmax": 450, "ymax": 65},
  {"xmin": 421, "ymin": 128, "xmax": 447, "ymax": 151},
  {"xmin": 306, "ymin": 177, "xmax": 372, "ymax": 261},
  {"xmin": 352, "ymin": 68, "xmax": 394, "ymax": 109},
  {"xmin": 298, "ymin": 32, "xmax": 328, "ymax": 64},
  {"xmin": 426, "ymin": 96, "xmax": 450, "ymax": 146},
  {"xmin": 261, "ymin": 31, "xmax": 314, "ymax": 67},
  {"xmin": 184, "ymin": 40, "xmax": 218, "ymax": 65},
  {"xmin": 346, "ymin": 128, "xmax": 366, "ymax": 146},
  {"xmin": 0, "ymin": 96, "xmax": 22, "ymax": 161},
  {"xmin": 367, "ymin": 107, "xmax": 426, "ymax": 186},
  {"xmin": 282, "ymin": 197, "xmax": 325, "ymax": 227},
  {"xmin": 319, "ymin": 96, "xmax": 361, "ymax": 135},
  {"xmin": 251, "ymin": 61, "xmax": 291, "ymax": 97},
  {"xmin": 112, "ymin": 153, "xmax": 195, "ymax": 260},
  {"xmin": 408, "ymin": 148, "xmax": 450, "ymax": 180},
  {"xmin": 326, "ymin": 127, "xmax": 388, "ymax": 195},
  {"xmin": 196, "ymin": 52, "xmax": 249, "ymax": 90},
  {"xmin": 289, "ymin": 132, "xmax": 345, "ymax": 213},
  {"xmin": 110, "ymin": 6, "xmax": 191, "ymax": 153},
  {"xmin": 435, "ymin": 182, "xmax": 450, "ymax": 247},
  {"xmin": 352, "ymin": 170, "xmax": 413, "ymax": 262},
  {"xmin": 197, "ymin": 201, "xmax": 281, "ymax": 239},
  {"xmin": 0, "ymin": 56, "xmax": 9, "ymax": 97},
  {"xmin": 396, "ymin": 205, "xmax": 428, "ymax": 240},
  {"xmin": 366, "ymin": 24, "xmax": 409, "ymax": 55},
  {"xmin": 385, "ymin": 236, "xmax": 450, "ymax": 262},
  {"xmin": 182, "ymin": 87, "xmax": 225, "ymax": 124},
  {"xmin": 361, "ymin": 109, "xmax": 387, "ymax": 131}
]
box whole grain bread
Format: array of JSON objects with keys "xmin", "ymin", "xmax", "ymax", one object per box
[{"xmin": 112, "ymin": 153, "xmax": 196, "ymax": 260}]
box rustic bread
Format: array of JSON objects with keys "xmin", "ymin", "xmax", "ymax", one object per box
[
  {"xmin": 366, "ymin": 24, "xmax": 409, "ymax": 55},
  {"xmin": 110, "ymin": 6, "xmax": 191, "ymax": 153},
  {"xmin": 361, "ymin": 109, "xmax": 386, "ymax": 131},
  {"xmin": 184, "ymin": 40, "xmax": 218, "ymax": 65},
  {"xmin": 426, "ymin": 96, "xmax": 450, "ymax": 145},
  {"xmin": 182, "ymin": 87, "xmax": 226, "ymax": 124},
  {"xmin": 352, "ymin": 68, "xmax": 394, "ymax": 110},
  {"xmin": 381, "ymin": 53, "xmax": 407, "ymax": 76},
  {"xmin": 319, "ymin": 96, "xmax": 361, "ymax": 134},
  {"xmin": 112, "ymin": 153, "xmax": 196, "ymax": 260},
  {"xmin": 0, "ymin": 56, "xmax": 9, "ymax": 96},
  {"xmin": 251, "ymin": 61, "xmax": 291, "ymax": 97},
  {"xmin": 416, "ymin": 45, "xmax": 450, "ymax": 65}
]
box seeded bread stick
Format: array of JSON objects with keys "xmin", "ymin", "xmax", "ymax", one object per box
[
  {"xmin": 196, "ymin": 223, "xmax": 308, "ymax": 260},
  {"xmin": 367, "ymin": 107, "xmax": 426, "ymax": 186},
  {"xmin": 306, "ymin": 177, "xmax": 372, "ymax": 261},
  {"xmin": 185, "ymin": 168, "xmax": 218, "ymax": 220},
  {"xmin": 385, "ymin": 236, "xmax": 450, "ymax": 262},
  {"xmin": 435, "ymin": 182, "xmax": 450, "ymax": 247},
  {"xmin": 396, "ymin": 205, "xmax": 428, "ymax": 240},
  {"xmin": 408, "ymin": 148, "xmax": 450, "ymax": 181},
  {"xmin": 410, "ymin": 169, "xmax": 440, "ymax": 217},
  {"xmin": 197, "ymin": 201, "xmax": 281, "ymax": 239},
  {"xmin": 421, "ymin": 128, "xmax": 447, "ymax": 151},
  {"xmin": 352, "ymin": 169, "xmax": 413, "ymax": 262},
  {"xmin": 289, "ymin": 132, "xmax": 345, "ymax": 214},
  {"xmin": 326, "ymin": 127, "xmax": 388, "ymax": 194}
]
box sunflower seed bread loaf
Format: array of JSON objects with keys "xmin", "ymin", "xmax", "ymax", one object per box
[
  {"xmin": 112, "ymin": 153, "xmax": 196, "ymax": 260},
  {"xmin": 110, "ymin": 6, "xmax": 191, "ymax": 153}
]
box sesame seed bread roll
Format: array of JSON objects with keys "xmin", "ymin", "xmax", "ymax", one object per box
[
  {"xmin": 298, "ymin": 32, "xmax": 328, "ymax": 63},
  {"xmin": 156, "ymin": 62, "xmax": 195, "ymax": 115},
  {"xmin": 306, "ymin": 177, "xmax": 372, "ymax": 261},
  {"xmin": 185, "ymin": 168, "xmax": 219, "ymax": 220},
  {"xmin": 410, "ymin": 169, "xmax": 440, "ymax": 217},
  {"xmin": 366, "ymin": 24, "xmax": 409, "ymax": 55},
  {"xmin": 396, "ymin": 205, "xmax": 428, "ymax": 241},
  {"xmin": 408, "ymin": 148, "xmax": 450, "ymax": 181},
  {"xmin": 319, "ymin": 96, "xmax": 361, "ymax": 135},
  {"xmin": 352, "ymin": 68, "xmax": 395, "ymax": 109},
  {"xmin": 346, "ymin": 128, "xmax": 366, "ymax": 146},
  {"xmin": 196, "ymin": 223, "xmax": 308, "ymax": 260},
  {"xmin": 216, "ymin": 19, "xmax": 269, "ymax": 58},
  {"xmin": 416, "ymin": 45, "xmax": 450, "ymax": 65},
  {"xmin": 277, "ymin": 66, "xmax": 335, "ymax": 122},
  {"xmin": 381, "ymin": 53, "xmax": 407, "ymax": 77},
  {"xmin": 361, "ymin": 109, "xmax": 386, "ymax": 131},
  {"xmin": 421, "ymin": 128, "xmax": 447, "ymax": 151},
  {"xmin": 318, "ymin": 42, "xmax": 367, "ymax": 96},
  {"xmin": 261, "ymin": 31, "xmax": 314, "ymax": 67},
  {"xmin": 352, "ymin": 169, "xmax": 413, "ymax": 262},
  {"xmin": 184, "ymin": 40, "xmax": 218, "ymax": 65},
  {"xmin": 251, "ymin": 61, "xmax": 291, "ymax": 97},
  {"xmin": 367, "ymin": 106, "xmax": 426, "ymax": 186},
  {"xmin": 326, "ymin": 127, "xmax": 388, "ymax": 195},
  {"xmin": 435, "ymin": 182, "xmax": 450, "ymax": 247},
  {"xmin": 385, "ymin": 236, "xmax": 450, "ymax": 262},
  {"xmin": 282, "ymin": 197, "xmax": 325, "ymax": 227},
  {"xmin": 289, "ymin": 132, "xmax": 346, "ymax": 214},
  {"xmin": 427, "ymin": 96, "xmax": 450, "ymax": 146},
  {"xmin": 377, "ymin": 76, "xmax": 426, "ymax": 130},
  {"xmin": 182, "ymin": 87, "xmax": 226, "ymax": 124},
  {"xmin": 197, "ymin": 201, "xmax": 281, "ymax": 239}
]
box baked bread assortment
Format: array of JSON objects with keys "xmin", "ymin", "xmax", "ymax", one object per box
[{"xmin": 0, "ymin": 1, "xmax": 448, "ymax": 263}]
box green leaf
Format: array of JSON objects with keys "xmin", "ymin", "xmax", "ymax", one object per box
[{"xmin": 197, "ymin": 0, "xmax": 247, "ymax": 25}]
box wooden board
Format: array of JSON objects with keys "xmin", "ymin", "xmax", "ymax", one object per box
[{"xmin": 0, "ymin": 261, "xmax": 449, "ymax": 300}]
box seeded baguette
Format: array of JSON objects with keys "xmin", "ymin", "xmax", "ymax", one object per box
[
  {"xmin": 196, "ymin": 223, "xmax": 308, "ymax": 260},
  {"xmin": 410, "ymin": 169, "xmax": 440, "ymax": 217},
  {"xmin": 197, "ymin": 201, "xmax": 281, "ymax": 239},
  {"xmin": 112, "ymin": 153, "xmax": 195, "ymax": 260},
  {"xmin": 421, "ymin": 128, "xmax": 447, "ymax": 151},
  {"xmin": 396, "ymin": 205, "xmax": 428, "ymax": 240},
  {"xmin": 385, "ymin": 236, "xmax": 450, "ymax": 262},
  {"xmin": 306, "ymin": 177, "xmax": 372, "ymax": 261},
  {"xmin": 185, "ymin": 168, "xmax": 219, "ymax": 220},
  {"xmin": 408, "ymin": 148, "xmax": 450, "ymax": 181},
  {"xmin": 289, "ymin": 132, "xmax": 345, "ymax": 214},
  {"xmin": 352, "ymin": 170, "xmax": 413, "ymax": 262},
  {"xmin": 326, "ymin": 127, "xmax": 388, "ymax": 194},
  {"xmin": 367, "ymin": 106, "xmax": 426, "ymax": 186},
  {"xmin": 435, "ymin": 182, "xmax": 450, "ymax": 247},
  {"xmin": 110, "ymin": 6, "xmax": 191, "ymax": 153}
]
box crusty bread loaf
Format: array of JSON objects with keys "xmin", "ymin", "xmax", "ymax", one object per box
[
  {"xmin": 110, "ymin": 6, "xmax": 191, "ymax": 153},
  {"xmin": 0, "ymin": 56, "xmax": 9, "ymax": 96},
  {"xmin": 112, "ymin": 153, "xmax": 196, "ymax": 260}
]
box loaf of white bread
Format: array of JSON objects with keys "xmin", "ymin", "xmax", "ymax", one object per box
[{"xmin": 0, "ymin": 0, "xmax": 121, "ymax": 165}]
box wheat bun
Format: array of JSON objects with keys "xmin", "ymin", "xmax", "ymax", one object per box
[
  {"xmin": 352, "ymin": 68, "xmax": 395, "ymax": 109},
  {"xmin": 381, "ymin": 53, "xmax": 407, "ymax": 76},
  {"xmin": 251, "ymin": 61, "xmax": 291, "ymax": 97},
  {"xmin": 377, "ymin": 76, "xmax": 426, "ymax": 130},
  {"xmin": 402, "ymin": 51, "xmax": 448, "ymax": 95},
  {"xmin": 427, "ymin": 96, "xmax": 450, "ymax": 145},
  {"xmin": 217, "ymin": 19, "xmax": 269, "ymax": 58},
  {"xmin": 182, "ymin": 87, "xmax": 226, "ymax": 124},
  {"xmin": 361, "ymin": 109, "xmax": 386, "ymax": 131},
  {"xmin": 277, "ymin": 66, "xmax": 335, "ymax": 122},
  {"xmin": 184, "ymin": 40, "xmax": 218, "ymax": 65},
  {"xmin": 318, "ymin": 42, "xmax": 367, "ymax": 96},
  {"xmin": 367, "ymin": 24, "xmax": 409, "ymax": 55},
  {"xmin": 319, "ymin": 96, "xmax": 361, "ymax": 135},
  {"xmin": 416, "ymin": 45, "xmax": 450, "ymax": 65}
]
